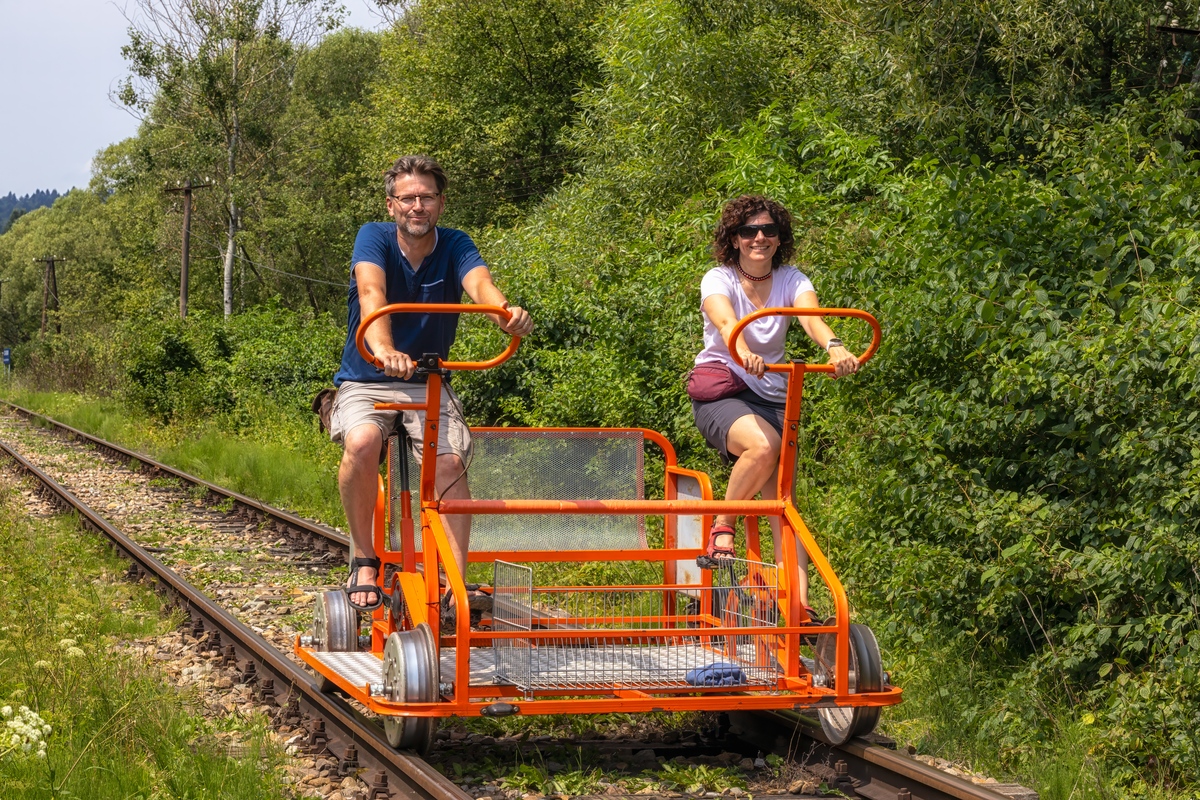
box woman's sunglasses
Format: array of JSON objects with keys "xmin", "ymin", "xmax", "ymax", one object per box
[{"xmin": 737, "ymin": 223, "xmax": 780, "ymax": 240}]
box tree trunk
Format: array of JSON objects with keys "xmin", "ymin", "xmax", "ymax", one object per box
[{"xmin": 223, "ymin": 38, "xmax": 240, "ymax": 318}]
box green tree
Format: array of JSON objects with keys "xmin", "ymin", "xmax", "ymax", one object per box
[
  {"xmin": 116, "ymin": 0, "xmax": 342, "ymax": 316},
  {"xmin": 367, "ymin": 0, "xmax": 605, "ymax": 228}
]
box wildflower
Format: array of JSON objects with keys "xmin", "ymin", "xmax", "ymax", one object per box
[
  {"xmin": 0, "ymin": 706, "xmax": 10, "ymax": 718},
  {"xmin": 32, "ymin": 661, "xmax": 51, "ymax": 670},
  {"xmin": 1, "ymin": 704, "xmax": 51, "ymax": 762},
  {"xmin": 65, "ymin": 647, "xmax": 85, "ymax": 659},
  {"xmin": 57, "ymin": 639, "xmax": 77, "ymax": 649}
]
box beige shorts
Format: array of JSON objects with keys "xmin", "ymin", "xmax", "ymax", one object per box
[{"xmin": 329, "ymin": 380, "xmax": 472, "ymax": 463}]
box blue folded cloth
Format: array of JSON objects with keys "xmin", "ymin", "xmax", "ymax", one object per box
[{"xmin": 686, "ymin": 662, "xmax": 746, "ymax": 686}]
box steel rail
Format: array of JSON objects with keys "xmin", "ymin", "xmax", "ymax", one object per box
[
  {"xmin": 1, "ymin": 400, "xmax": 350, "ymax": 554},
  {"xmin": 736, "ymin": 710, "xmax": 1024, "ymax": 800},
  {"xmin": 0, "ymin": 436, "xmax": 466, "ymax": 800},
  {"xmin": 0, "ymin": 403, "xmax": 1033, "ymax": 800}
]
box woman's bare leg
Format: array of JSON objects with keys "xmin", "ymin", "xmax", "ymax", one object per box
[{"xmin": 710, "ymin": 414, "xmax": 782, "ymax": 556}]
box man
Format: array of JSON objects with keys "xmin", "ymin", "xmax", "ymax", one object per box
[{"xmin": 328, "ymin": 155, "xmax": 533, "ymax": 612}]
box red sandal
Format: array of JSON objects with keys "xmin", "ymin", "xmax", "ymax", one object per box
[{"xmin": 696, "ymin": 523, "xmax": 737, "ymax": 569}]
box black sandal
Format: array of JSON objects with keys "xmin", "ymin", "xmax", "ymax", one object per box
[
  {"xmin": 344, "ymin": 556, "xmax": 384, "ymax": 611},
  {"xmin": 440, "ymin": 588, "xmax": 493, "ymax": 629}
]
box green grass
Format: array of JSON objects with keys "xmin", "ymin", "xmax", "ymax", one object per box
[
  {"xmin": 874, "ymin": 629, "xmax": 1182, "ymax": 800},
  {"xmin": 0, "ymin": 477, "xmax": 299, "ymax": 799},
  {"xmin": 3, "ymin": 388, "xmax": 346, "ymax": 529}
]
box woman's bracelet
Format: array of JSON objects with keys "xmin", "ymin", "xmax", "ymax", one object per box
[{"xmin": 825, "ymin": 338, "xmax": 844, "ymax": 352}]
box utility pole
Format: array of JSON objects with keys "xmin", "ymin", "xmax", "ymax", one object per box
[
  {"xmin": 165, "ymin": 178, "xmax": 211, "ymax": 319},
  {"xmin": 33, "ymin": 256, "xmax": 66, "ymax": 335},
  {"xmin": 0, "ymin": 280, "xmax": 9, "ymax": 352}
]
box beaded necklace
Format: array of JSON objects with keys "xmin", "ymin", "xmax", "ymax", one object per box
[{"xmin": 734, "ymin": 261, "xmax": 772, "ymax": 283}]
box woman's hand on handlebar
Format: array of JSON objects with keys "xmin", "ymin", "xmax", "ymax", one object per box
[
  {"xmin": 375, "ymin": 347, "xmax": 416, "ymax": 379},
  {"xmin": 740, "ymin": 349, "xmax": 767, "ymax": 379},
  {"xmin": 828, "ymin": 345, "xmax": 859, "ymax": 379},
  {"xmin": 498, "ymin": 304, "xmax": 533, "ymax": 337}
]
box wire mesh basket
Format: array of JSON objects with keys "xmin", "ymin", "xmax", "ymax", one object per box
[{"xmin": 492, "ymin": 559, "xmax": 783, "ymax": 696}]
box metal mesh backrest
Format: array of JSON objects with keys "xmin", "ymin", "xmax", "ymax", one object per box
[{"xmin": 389, "ymin": 429, "xmax": 647, "ymax": 552}]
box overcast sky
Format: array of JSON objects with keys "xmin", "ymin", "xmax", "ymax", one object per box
[{"xmin": 0, "ymin": 0, "xmax": 386, "ymax": 198}]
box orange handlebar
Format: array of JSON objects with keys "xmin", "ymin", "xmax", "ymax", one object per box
[
  {"xmin": 727, "ymin": 307, "xmax": 881, "ymax": 373},
  {"xmin": 355, "ymin": 303, "xmax": 519, "ymax": 371}
]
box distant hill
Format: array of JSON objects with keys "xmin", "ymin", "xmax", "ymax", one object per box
[{"xmin": 0, "ymin": 190, "xmax": 62, "ymax": 234}]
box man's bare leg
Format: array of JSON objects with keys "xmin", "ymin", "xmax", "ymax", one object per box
[{"xmin": 338, "ymin": 423, "xmax": 384, "ymax": 607}]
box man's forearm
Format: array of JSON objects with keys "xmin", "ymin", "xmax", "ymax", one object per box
[
  {"xmin": 360, "ymin": 286, "xmax": 398, "ymax": 356},
  {"xmin": 462, "ymin": 268, "xmax": 510, "ymax": 325}
]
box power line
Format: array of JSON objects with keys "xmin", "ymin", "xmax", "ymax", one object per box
[{"xmin": 192, "ymin": 230, "xmax": 348, "ymax": 287}]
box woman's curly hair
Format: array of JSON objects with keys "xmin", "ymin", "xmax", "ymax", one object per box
[{"xmin": 712, "ymin": 195, "xmax": 795, "ymax": 270}]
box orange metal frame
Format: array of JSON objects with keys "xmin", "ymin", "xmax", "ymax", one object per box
[{"xmin": 296, "ymin": 303, "xmax": 902, "ymax": 718}]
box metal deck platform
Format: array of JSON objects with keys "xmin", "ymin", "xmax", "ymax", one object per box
[{"xmin": 309, "ymin": 645, "xmax": 781, "ymax": 691}]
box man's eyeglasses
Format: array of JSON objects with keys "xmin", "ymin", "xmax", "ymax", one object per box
[
  {"xmin": 389, "ymin": 192, "xmax": 442, "ymax": 209},
  {"xmin": 737, "ymin": 223, "xmax": 780, "ymax": 240}
]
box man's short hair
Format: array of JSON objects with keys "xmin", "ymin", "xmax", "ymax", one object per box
[{"xmin": 384, "ymin": 155, "xmax": 448, "ymax": 196}]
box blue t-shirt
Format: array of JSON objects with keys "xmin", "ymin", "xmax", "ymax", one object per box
[{"xmin": 333, "ymin": 222, "xmax": 486, "ymax": 385}]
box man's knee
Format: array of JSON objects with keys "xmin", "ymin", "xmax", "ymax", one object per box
[
  {"xmin": 436, "ymin": 452, "xmax": 470, "ymax": 495},
  {"xmin": 341, "ymin": 425, "xmax": 383, "ymax": 469}
]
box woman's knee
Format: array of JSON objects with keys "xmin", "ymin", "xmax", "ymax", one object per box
[{"xmin": 727, "ymin": 418, "xmax": 781, "ymax": 463}]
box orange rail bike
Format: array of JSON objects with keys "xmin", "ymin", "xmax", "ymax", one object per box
[{"xmin": 297, "ymin": 303, "xmax": 901, "ymax": 753}]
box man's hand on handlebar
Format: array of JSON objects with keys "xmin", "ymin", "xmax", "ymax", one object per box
[
  {"xmin": 376, "ymin": 347, "xmax": 416, "ymax": 380},
  {"xmin": 499, "ymin": 305, "xmax": 533, "ymax": 337}
]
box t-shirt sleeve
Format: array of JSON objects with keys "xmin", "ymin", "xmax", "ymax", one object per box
[
  {"xmin": 351, "ymin": 223, "xmax": 388, "ymax": 273},
  {"xmin": 700, "ymin": 268, "xmax": 735, "ymax": 305},
  {"xmin": 447, "ymin": 231, "xmax": 488, "ymax": 285},
  {"xmin": 790, "ymin": 269, "xmax": 816, "ymax": 304}
]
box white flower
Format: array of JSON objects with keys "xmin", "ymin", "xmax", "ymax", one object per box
[
  {"xmin": 32, "ymin": 661, "xmax": 51, "ymax": 670},
  {"xmin": 57, "ymin": 639, "xmax": 77, "ymax": 649},
  {"xmin": 65, "ymin": 647, "xmax": 85, "ymax": 659},
  {"xmin": 2, "ymin": 704, "xmax": 51, "ymax": 762},
  {"xmin": 0, "ymin": 707, "xmax": 10, "ymax": 718}
]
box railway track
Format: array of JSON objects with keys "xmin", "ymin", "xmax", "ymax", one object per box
[{"xmin": 0, "ymin": 401, "xmax": 1035, "ymax": 800}]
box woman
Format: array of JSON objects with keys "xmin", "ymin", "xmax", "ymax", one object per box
[{"xmin": 689, "ymin": 194, "xmax": 858, "ymax": 613}]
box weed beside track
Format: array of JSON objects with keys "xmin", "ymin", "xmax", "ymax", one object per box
[{"xmin": 0, "ymin": 471, "xmax": 301, "ymax": 799}]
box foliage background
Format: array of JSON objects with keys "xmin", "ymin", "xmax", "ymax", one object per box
[{"xmin": 3, "ymin": 0, "xmax": 1200, "ymax": 794}]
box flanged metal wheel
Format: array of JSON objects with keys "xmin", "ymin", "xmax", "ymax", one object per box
[
  {"xmin": 381, "ymin": 623, "xmax": 440, "ymax": 754},
  {"xmin": 813, "ymin": 621, "xmax": 883, "ymax": 745},
  {"xmin": 312, "ymin": 590, "xmax": 358, "ymax": 692}
]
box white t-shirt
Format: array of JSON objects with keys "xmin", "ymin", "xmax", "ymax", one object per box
[{"xmin": 695, "ymin": 265, "xmax": 816, "ymax": 403}]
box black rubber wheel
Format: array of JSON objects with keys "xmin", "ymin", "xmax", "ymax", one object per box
[
  {"xmin": 312, "ymin": 589, "xmax": 358, "ymax": 692},
  {"xmin": 382, "ymin": 623, "xmax": 440, "ymax": 754},
  {"xmin": 813, "ymin": 621, "xmax": 883, "ymax": 745}
]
